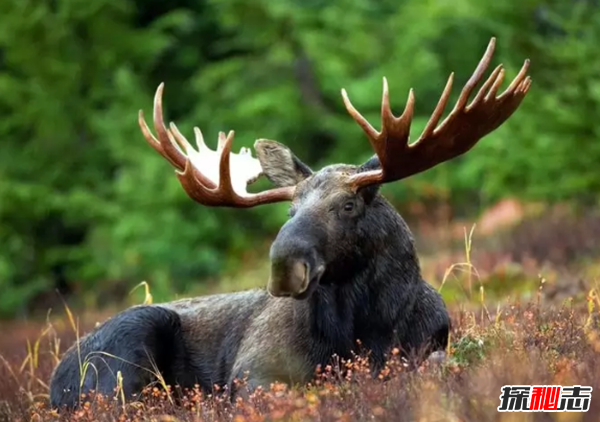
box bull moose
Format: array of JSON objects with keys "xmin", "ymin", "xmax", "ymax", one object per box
[{"xmin": 49, "ymin": 37, "xmax": 531, "ymax": 409}]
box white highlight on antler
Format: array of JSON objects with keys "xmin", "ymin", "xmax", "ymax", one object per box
[{"xmin": 168, "ymin": 123, "xmax": 264, "ymax": 197}]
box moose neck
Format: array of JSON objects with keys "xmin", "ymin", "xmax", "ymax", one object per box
[{"xmin": 304, "ymin": 197, "xmax": 423, "ymax": 365}]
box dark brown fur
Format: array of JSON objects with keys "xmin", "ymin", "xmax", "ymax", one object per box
[{"xmin": 49, "ymin": 142, "xmax": 450, "ymax": 409}]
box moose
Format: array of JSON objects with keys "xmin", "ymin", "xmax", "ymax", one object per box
[{"xmin": 49, "ymin": 37, "xmax": 531, "ymax": 409}]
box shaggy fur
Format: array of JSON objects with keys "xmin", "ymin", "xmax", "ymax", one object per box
[{"xmin": 49, "ymin": 142, "xmax": 450, "ymax": 409}]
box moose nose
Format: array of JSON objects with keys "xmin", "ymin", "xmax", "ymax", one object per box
[
  {"xmin": 268, "ymin": 212, "xmax": 326, "ymax": 298},
  {"xmin": 267, "ymin": 258, "xmax": 310, "ymax": 297}
]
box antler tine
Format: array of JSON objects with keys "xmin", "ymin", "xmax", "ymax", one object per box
[
  {"xmin": 341, "ymin": 89, "xmax": 380, "ymax": 148},
  {"xmin": 155, "ymin": 84, "xmax": 188, "ymax": 169},
  {"xmin": 346, "ymin": 37, "xmax": 532, "ymax": 191},
  {"xmin": 498, "ymin": 58, "xmax": 531, "ymax": 100},
  {"xmin": 420, "ymin": 72, "xmax": 454, "ymax": 140},
  {"xmin": 484, "ymin": 68, "xmax": 506, "ymax": 102},
  {"xmin": 139, "ymin": 83, "xmax": 296, "ymax": 208},
  {"xmin": 454, "ymin": 37, "xmax": 496, "ymax": 111},
  {"xmin": 217, "ymin": 130, "xmax": 236, "ymax": 196},
  {"xmin": 217, "ymin": 131, "xmax": 229, "ymax": 152},
  {"xmin": 468, "ymin": 64, "xmax": 503, "ymax": 110},
  {"xmin": 169, "ymin": 122, "xmax": 194, "ymax": 153},
  {"xmin": 194, "ymin": 127, "xmax": 209, "ymax": 153},
  {"xmin": 138, "ymin": 114, "xmax": 183, "ymax": 171},
  {"xmin": 138, "ymin": 110, "xmax": 161, "ymax": 153}
]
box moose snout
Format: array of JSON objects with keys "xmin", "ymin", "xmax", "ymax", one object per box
[
  {"xmin": 268, "ymin": 214, "xmax": 327, "ymax": 299},
  {"xmin": 268, "ymin": 258, "xmax": 311, "ymax": 297},
  {"xmin": 267, "ymin": 256, "xmax": 326, "ymax": 299},
  {"xmin": 267, "ymin": 241, "xmax": 326, "ymax": 298}
]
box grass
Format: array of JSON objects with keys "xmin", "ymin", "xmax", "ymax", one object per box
[{"xmin": 1, "ymin": 218, "xmax": 600, "ymax": 421}]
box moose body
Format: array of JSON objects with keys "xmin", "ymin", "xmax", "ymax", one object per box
[
  {"xmin": 50, "ymin": 164, "xmax": 449, "ymax": 408},
  {"xmin": 49, "ymin": 37, "xmax": 531, "ymax": 409}
]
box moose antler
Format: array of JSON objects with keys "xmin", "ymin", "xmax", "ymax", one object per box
[
  {"xmin": 342, "ymin": 37, "xmax": 532, "ymax": 191},
  {"xmin": 138, "ymin": 83, "xmax": 295, "ymax": 207}
]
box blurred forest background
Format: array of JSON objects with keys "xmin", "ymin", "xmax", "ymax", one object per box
[{"xmin": 1, "ymin": 0, "xmax": 600, "ymax": 320}]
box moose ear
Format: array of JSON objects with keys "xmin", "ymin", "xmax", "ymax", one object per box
[
  {"xmin": 359, "ymin": 154, "xmax": 381, "ymax": 172},
  {"xmin": 254, "ymin": 139, "xmax": 313, "ymax": 187}
]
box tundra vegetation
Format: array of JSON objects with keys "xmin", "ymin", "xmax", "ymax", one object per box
[{"xmin": 2, "ymin": 0, "xmax": 600, "ymax": 421}]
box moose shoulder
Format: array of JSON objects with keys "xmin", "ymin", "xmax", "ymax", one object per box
[{"xmin": 49, "ymin": 37, "xmax": 531, "ymax": 409}]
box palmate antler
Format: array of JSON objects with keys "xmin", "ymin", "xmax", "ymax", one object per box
[
  {"xmin": 342, "ymin": 37, "xmax": 531, "ymax": 191},
  {"xmin": 138, "ymin": 37, "xmax": 531, "ymax": 207},
  {"xmin": 138, "ymin": 84, "xmax": 295, "ymax": 207}
]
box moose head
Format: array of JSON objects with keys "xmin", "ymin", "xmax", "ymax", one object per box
[{"xmin": 138, "ymin": 37, "xmax": 530, "ymax": 301}]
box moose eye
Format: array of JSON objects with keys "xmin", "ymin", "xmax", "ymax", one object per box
[{"xmin": 343, "ymin": 201, "xmax": 355, "ymax": 212}]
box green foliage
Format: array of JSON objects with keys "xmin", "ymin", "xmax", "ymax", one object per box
[
  {"xmin": 1, "ymin": 0, "xmax": 600, "ymax": 317},
  {"xmin": 448, "ymin": 334, "xmax": 488, "ymax": 367}
]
